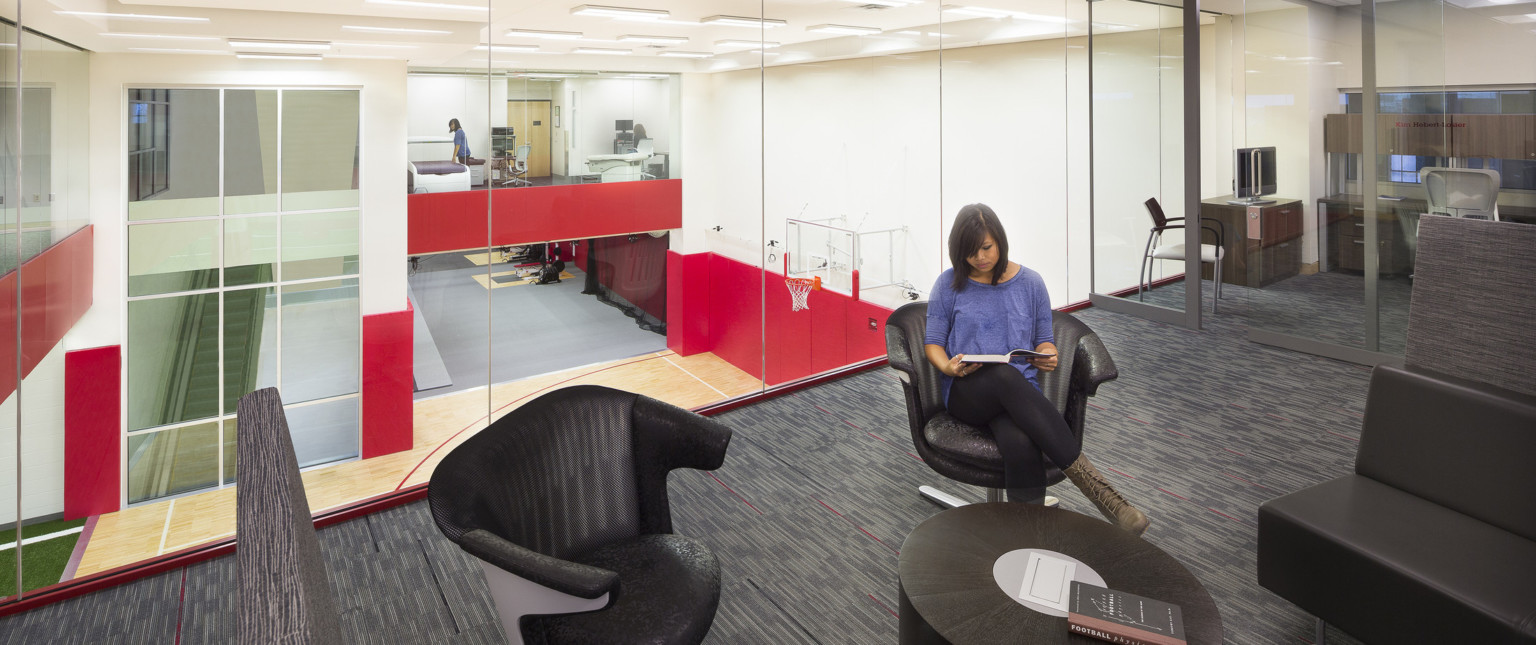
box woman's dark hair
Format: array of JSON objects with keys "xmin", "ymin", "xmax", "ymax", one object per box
[
  {"xmin": 633, "ymin": 123, "xmax": 648, "ymax": 140},
  {"xmin": 948, "ymin": 203, "xmax": 1009, "ymax": 291},
  {"xmin": 448, "ymin": 118, "xmax": 461, "ymax": 131}
]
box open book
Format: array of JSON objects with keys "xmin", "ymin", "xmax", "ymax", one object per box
[{"xmin": 962, "ymin": 348, "xmax": 1056, "ymax": 364}]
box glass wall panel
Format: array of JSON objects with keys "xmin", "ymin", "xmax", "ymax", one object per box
[
  {"xmin": 279, "ymin": 279, "xmax": 360, "ymax": 404},
  {"xmin": 222, "ymin": 287, "xmax": 277, "ymax": 412},
  {"xmin": 284, "ymin": 398, "xmax": 360, "ymax": 470},
  {"xmin": 280, "ymin": 90, "xmax": 360, "ymax": 211},
  {"xmin": 127, "ymin": 294, "xmax": 222, "ymax": 432},
  {"xmin": 224, "ymin": 215, "xmax": 278, "ymax": 286},
  {"xmin": 127, "ymin": 219, "xmax": 219, "ymax": 296},
  {"xmin": 224, "ymin": 89, "xmax": 280, "ymax": 215},
  {"xmin": 1091, "ymin": 1, "xmax": 1190, "ymax": 315},
  {"xmin": 126, "ymin": 423, "xmax": 220, "ymax": 504},
  {"xmin": 127, "ymin": 89, "xmax": 220, "ymax": 221},
  {"xmin": 0, "ymin": 14, "xmax": 16, "ymax": 601},
  {"xmin": 280, "ymin": 210, "xmax": 359, "ymax": 280}
]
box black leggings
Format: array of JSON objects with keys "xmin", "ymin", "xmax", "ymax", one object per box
[{"xmin": 947, "ymin": 363, "xmax": 1081, "ymax": 494}]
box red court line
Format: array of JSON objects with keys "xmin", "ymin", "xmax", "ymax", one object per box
[
  {"xmin": 814, "ymin": 498, "xmax": 898, "ymax": 555},
  {"xmin": 395, "ymin": 353, "xmax": 668, "ymax": 490},
  {"xmin": 868, "ymin": 593, "xmax": 899, "ymax": 619},
  {"xmin": 707, "ymin": 472, "xmax": 762, "ymax": 515}
]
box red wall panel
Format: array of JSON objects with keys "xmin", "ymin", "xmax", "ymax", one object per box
[
  {"xmin": 362, "ymin": 301, "xmax": 414, "ymax": 458},
  {"xmin": 666, "ymin": 251, "xmax": 710, "ymax": 356},
  {"xmin": 65, "ymin": 346, "xmax": 120, "ymax": 519},
  {"xmin": 411, "ymin": 180, "xmax": 683, "ymax": 256}
]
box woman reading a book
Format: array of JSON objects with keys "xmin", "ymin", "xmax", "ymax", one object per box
[{"xmin": 925, "ymin": 204, "xmax": 1149, "ymax": 535}]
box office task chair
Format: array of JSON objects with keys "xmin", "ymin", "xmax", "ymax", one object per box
[
  {"xmin": 1139, "ymin": 197, "xmax": 1226, "ymax": 314},
  {"xmin": 885, "ymin": 303, "xmax": 1119, "ymax": 508},
  {"xmin": 505, "ymin": 144, "xmax": 533, "ymax": 187},
  {"xmin": 1420, "ymin": 167, "xmax": 1500, "ymax": 221},
  {"xmin": 637, "ymin": 138, "xmax": 657, "ymax": 180},
  {"xmin": 428, "ymin": 385, "xmax": 732, "ymax": 645},
  {"xmin": 235, "ymin": 388, "xmax": 343, "ymax": 644}
]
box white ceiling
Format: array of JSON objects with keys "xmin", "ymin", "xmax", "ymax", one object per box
[{"xmin": 25, "ymin": 0, "xmax": 1536, "ymax": 73}]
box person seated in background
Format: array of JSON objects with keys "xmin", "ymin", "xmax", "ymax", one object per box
[
  {"xmin": 627, "ymin": 123, "xmax": 648, "ymax": 152},
  {"xmin": 925, "ymin": 203, "xmax": 1150, "ymax": 535}
]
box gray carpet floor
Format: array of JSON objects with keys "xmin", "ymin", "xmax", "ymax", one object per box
[
  {"xmin": 408, "ymin": 253, "xmax": 668, "ymax": 400},
  {"xmin": 0, "ymin": 305, "xmax": 1372, "ymax": 645}
]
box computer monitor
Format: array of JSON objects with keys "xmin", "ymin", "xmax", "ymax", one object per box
[
  {"xmin": 615, "ymin": 119, "xmax": 634, "ymax": 132},
  {"xmin": 1230, "ymin": 147, "xmax": 1277, "ymax": 205}
]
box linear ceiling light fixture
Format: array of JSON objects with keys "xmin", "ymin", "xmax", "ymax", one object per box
[
  {"xmin": 616, "ymin": 73, "xmax": 668, "ymax": 79},
  {"xmin": 657, "ymin": 50, "xmax": 712, "ymax": 58},
  {"xmin": 57, "ymin": 11, "xmax": 209, "ymax": 22},
  {"xmin": 101, "ymin": 32, "xmax": 219, "ymax": 40},
  {"xmin": 475, "ymin": 44, "xmax": 540, "ymax": 52},
  {"xmin": 700, "ymin": 15, "xmax": 788, "ymax": 29},
  {"xmin": 521, "ymin": 72, "xmax": 580, "ymax": 78},
  {"xmin": 618, "ymin": 34, "xmax": 689, "ymax": 44},
  {"xmin": 505, "ymin": 28, "xmax": 584, "ymax": 39},
  {"xmin": 127, "ymin": 47, "xmax": 227, "ymax": 54},
  {"xmin": 716, "ymin": 39, "xmax": 778, "ymax": 48},
  {"xmin": 343, "ymin": 25, "xmax": 453, "ymax": 34},
  {"xmin": 366, "ymin": 0, "xmax": 488, "ymax": 11},
  {"xmin": 941, "ymin": 5, "xmax": 1070, "ymax": 23},
  {"xmin": 847, "ymin": 0, "xmax": 922, "ymax": 6},
  {"xmin": 572, "ymin": 47, "xmax": 632, "ymax": 55},
  {"xmin": 570, "ymin": 5, "xmax": 669, "ymax": 20},
  {"xmin": 228, "ymin": 39, "xmax": 332, "ymax": 51},
  {"xmin": 236, "ymin": 52, "xmax": 323, "ymax": 60},
  {"xmin": 337, "ymin": 42, "xmax": 419, "ymax": 49},
  {"xmin": 806, "ymin": 24, "xmax": 882, "ymax": 35}
]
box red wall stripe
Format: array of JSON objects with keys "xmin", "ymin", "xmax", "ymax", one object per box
[
  {"xmin": 0, "ymin": 226, "xmax": 94, "ymax": 402},
  {"xmin": 361, "ymin": 300, "xmax": 414, "ymax": 458},
  {"xmin": 409, "ymin": 180, "xmax": 683, "ymax": 256},
  {"xmin": 65, "ymin": 345, "xmax": 120, "ymax": 520}
]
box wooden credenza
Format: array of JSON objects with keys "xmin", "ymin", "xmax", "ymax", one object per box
[
  {"xmin": 1317, "ymin": 196, "xmax": 1415, "ymax": 276},
  {"xmin": 1198, "ymin": 196, "xmax": 1304, "ymax": 288}
]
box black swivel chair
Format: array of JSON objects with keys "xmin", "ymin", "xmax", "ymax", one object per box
[
  {"xmin": 885, "ymin": 302, "xmax": 1119, "ymax": 507},
  {"xmin": 428, "ymin": 385, "xmax": 732, "ymax": 645}
]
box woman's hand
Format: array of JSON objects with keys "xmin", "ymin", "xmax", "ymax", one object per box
[
  {"xmin": 946, "ymin": 354, "xmax": 983, "ymax": 378},
  {"xmin": 1029, "ymin": 342, "xmax": 1059, "ymax": 372}
]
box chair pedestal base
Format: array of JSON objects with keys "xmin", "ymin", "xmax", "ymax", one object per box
[{"xmin": 917, "ymin": 485, "xmax": 1058, "ymax": 508}]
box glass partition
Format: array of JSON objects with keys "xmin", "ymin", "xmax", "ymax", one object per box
[{"xmin": 1090, "ymin": 0, "xmax": 1193, "ymax": 320}]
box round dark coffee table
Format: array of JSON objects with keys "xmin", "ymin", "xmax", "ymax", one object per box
[{"xmin": 898, "ymin": 503, "xmax": 1222, "ymax": 644}]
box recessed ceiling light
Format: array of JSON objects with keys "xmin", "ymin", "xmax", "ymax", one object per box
[
  {"xmin": 236, "ymin": 52, "xmax": 323, "ymax": 60},
  {"xmin": 475, "ymin": 44, "xmax": 540, "ymax": 52},
  {"xmin": 522, "ymin": 72, "xmax": 580, "ymax": 78},
  {"xmin": 57, "ymin": 11, "xmax": 209, "ymax": 22},
  {"xmin": 700, "ymin": 15, "xmax": 788, "ymax": 29},
  {"xmin": 716, "ymin": 39, "xmax": 778, "ymax": 48},
  {"xmin": 343, "ymin": 25, "xmax": 453, "ymax": 34},
  {"xmin": 101, "ymin": 33, "xmax": 220, "ymax": 41},
  {"xmin": 572, "ymin": 47, "xmax": 632, "ymax": 55},
  {"xmin": 806, "ymin": 24, "xmax": 882, "ymax": 35},
  {"xmin": 658, "ymin": 51, "xmax": 712, "ymax": 58},
  {"xmin": 570, "ymin": 5, "xmax": 669, "ymax": 20},
  {"xmin": 505, "ymin": 28, "xmax": 584, "ymax": 40},
  {"xmin": 366, "ymin": 0, "xmax": 487, "ymax": 10},
  {"xmin": 618, "ymin": 34, "xmax": 689, "ymax": 44},
  {"xmin": 227, "ymin": 39, "xmax": 332, "ymax": 51}
]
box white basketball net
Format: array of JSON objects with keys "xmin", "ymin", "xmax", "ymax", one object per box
[{"xmin": 786, "ymin": 278, "xmax": 814, "ymax": 311}]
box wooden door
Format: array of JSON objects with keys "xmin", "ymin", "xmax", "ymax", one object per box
[{"xmin": 507, "ymin": 100, "xmax": 552, "ymax": 178}]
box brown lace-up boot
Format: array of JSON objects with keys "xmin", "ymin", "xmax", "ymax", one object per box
[{"xmin": 1063, "ymin": 455, "xmax": 1150, "ymax": 536}]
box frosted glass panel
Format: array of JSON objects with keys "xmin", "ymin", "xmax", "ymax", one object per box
[
  {"xmin": 280, "ymin": 279, "xmax": 359, "ymax": 403},
  {"xmin": 224, "ymin": 215, "xmax": 277, "ymax": 286},
  {"xmin": 282, "ymin": 90, "xmax": 360, "ymax": 210},
  {"xmin": 128, "ymin": 219, "xmax": 219, "ymax": 296},
  {"xmin": 281, "ymin": 210, "xmax": 358, "ymax": 280}
]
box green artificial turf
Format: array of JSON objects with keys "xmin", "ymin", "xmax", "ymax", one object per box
[{"xmin": 0, "ymin": 518, "xmax": 87, "ymax": 597}]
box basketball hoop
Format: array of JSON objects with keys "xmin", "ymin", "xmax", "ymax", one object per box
[{"xmin": 785, "ymin": 276, "xmax": 820, "ymax": 311}]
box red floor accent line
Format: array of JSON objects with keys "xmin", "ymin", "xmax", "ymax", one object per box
[
  {"xmin": 1220, "ymin": 447, "xmax": 1246, "ymax": 456},
  {"xmin": 394, "ymin": 353, "xmax": 668, "ymax": 490},
  {"xmin": 1086, "ymin": 402, "xmax": 1106, "ymax": 411},
  {"xmin": 1106, "ymin": 467, "xmax": 1136, "ymax": 479},
  {"xmin": 1221, "ymin": 472, "xmax": 1271, "ymax": 489},
  {"xmin": 1207, "ymin": 507, "xmax": 1246, "ymax": 523},
  {"xmin": 1157, "ymin": 487, "xmax": 1190, "ymax": 501},
  {"xmin": 1127, "ymin": 416, "xmax": 1152, "ymax": 425},
  {"xmin": 1230, "ymin": 403, "xmax": 1250, "ymax": 410},
  {"xmin": 1323, "ymin": 429, "xmax": 1361, "ymax": 443},
  {"xmin": 706, "ymin": 472, "xmax": 762, "ymax": 515},
  {"xmin": 1265, "ymin": 413, "xmax": 1291, "ymax": 422},
  {"xmin": 1166, "ymin": 429, "xmax": 1193, "ymax": 438},
  {"xmin": 868, "ymin": 593, "xmax": 899, "ymax": 619},
  {"xmin": 59, "ymin": 515, "xmax": 97, "ymax": 583},
  {"xmin": 814, "ymin": 498, "xmax": 898, "ymax": 555}
]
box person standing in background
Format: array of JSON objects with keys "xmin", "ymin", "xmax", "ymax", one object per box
[{"xmin": 450, "ymin": 118, "xmax": 470, "ymax": 164}]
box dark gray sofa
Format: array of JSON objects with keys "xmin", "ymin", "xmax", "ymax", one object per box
[{"xmin": 1257, "ymin": 216, "xmax": 1536, "ymax": 644}]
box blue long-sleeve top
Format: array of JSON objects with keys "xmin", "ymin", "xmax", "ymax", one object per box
[{"xmin": 924, "ymin": 265, "xmax": 1055, "ymax": 404}]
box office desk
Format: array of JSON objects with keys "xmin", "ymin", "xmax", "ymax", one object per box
[
  {"xmin": 898, "ymin": 503, "xmax": 1222, "ymax": 644},
  {"xmin": 1199, "ymin": 196, "xmax": 1303, "ymax": 288}
]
